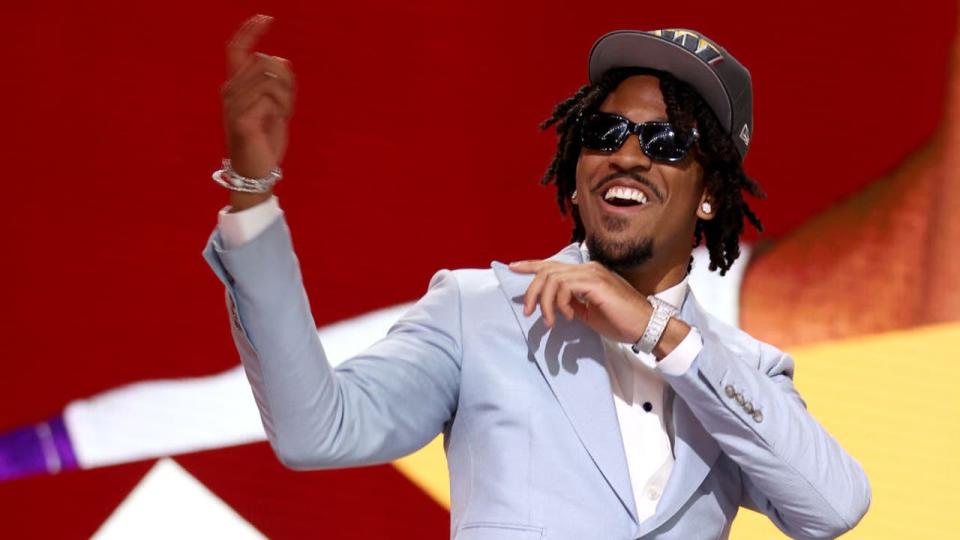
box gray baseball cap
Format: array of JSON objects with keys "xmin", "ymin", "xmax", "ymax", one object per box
[{"xmin": 588, "ymin": 29, "xmax": 753, "ymax": 161}]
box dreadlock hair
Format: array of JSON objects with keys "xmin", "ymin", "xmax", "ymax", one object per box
[{"xmin": 538, "ymin": 67, "xmax": 766, "ymax": 276}]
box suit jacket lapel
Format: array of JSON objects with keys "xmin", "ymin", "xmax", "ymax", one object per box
[
  {"xmin": 491, "ymin": 244, "xmax": 639, "ymax": 525},
  {"xmin": 635, "ymin": 289, "xmax": 721, "ymax": 537},
  {"xmin": 491, "ymin": 245, "xmax": 725, "ymax": 532}
]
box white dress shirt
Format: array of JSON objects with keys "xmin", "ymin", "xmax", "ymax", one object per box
[
  {"xmin": 217, "ymin": 196, "xmax": 705, "ymax": 523},
  {"xmin": 576, "ymin": 243, "xmax": 703, "ymax": 521}
]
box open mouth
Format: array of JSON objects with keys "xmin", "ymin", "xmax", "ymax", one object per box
[{"xmin": 602, "ymin": 185, "xmax": 649, "ymax": 208}]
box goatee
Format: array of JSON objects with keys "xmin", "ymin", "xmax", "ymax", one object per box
[{"xmin": 585, "ymin": 232, "xmax": 654, "ymax": 273}]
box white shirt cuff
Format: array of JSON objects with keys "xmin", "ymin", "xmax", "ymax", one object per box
[
  {"xmin": 656, "ymin": 326, "xmax": 703, "ymax": 376},
  {"xmin": 217, "ymin": 195, "xmax": 283, "ymax": 249}
]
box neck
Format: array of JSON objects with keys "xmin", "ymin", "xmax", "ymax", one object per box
[{"xmin": 616, "ymin": 258, "xmax": 688, "ymax": 297}]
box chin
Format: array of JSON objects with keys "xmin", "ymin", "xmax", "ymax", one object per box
[{"xmin": 584, "ymin": 231, "xmax": 654, "ymax": 271}]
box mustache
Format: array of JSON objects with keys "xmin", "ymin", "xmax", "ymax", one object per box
[{"xmin": 592, "ymin": 172, "xmax": 664, "ymax": 203}]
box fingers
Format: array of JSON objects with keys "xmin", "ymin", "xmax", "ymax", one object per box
[
  {"xmin": 540, "ymin": 272, "xmax": 561, "ymax": 327},
  {"xmin": 245, "ymin": 96, "xmax": 287, "ymax": 132},
  {"xmin": 511, "ymin": 260, "xmax": 544, "ymax": 315},
  {"xmin": 223, "ymin": 54, "xmax": 296, "ymax": 119},
  {"xmin": 517, "ymin": 262, "xmax": 597, "ymax": 327},
  {"xmin": 508, "ymin": 260, "xmax": 542, "ymax": 274},
  {"xmin": 227, "ymin": 14, "xmax": 273, "ymax": 75},
  {"xmin": 223, "ymin": 53, "xmax": 294, "ymax": 96},
  {"xmin": 228, "ymin": 75, "xmax": 294, "ymax": 118},
  {"xmin": 522, "ymin": 266, "xmax": 550, "ymax": 317},
  {"xmin": 570, "ymin": 295, "xmax": 590, "ymax": 322},
  {"xmin": 544, "ymin": 274, "xmax": 591, "ymax": 327},
  {"xmin": 555, "ymin": 279, "xmax": 579, "ymax": 322}
]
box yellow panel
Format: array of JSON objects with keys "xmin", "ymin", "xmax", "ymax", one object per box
[
  {"xmin": 732, "ymin": 321, "xmax": 960, "ymax": 538},
  {"xmin": 392, "ymin": 322, "xmax": 960, "ymax": 538},
  {"xmin": 393, "ymin": 435, "xmax": 450, "ymax": 508}
]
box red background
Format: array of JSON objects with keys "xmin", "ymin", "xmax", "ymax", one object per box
[{"xmin": 1, "ymin": 0, "xmax": 956, "ymax": 537}]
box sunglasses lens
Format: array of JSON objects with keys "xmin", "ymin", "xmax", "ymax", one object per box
[
  {"xmin": 639, "ymin": 123, "xmax": 693, "ymax": 161},
  {"xmin": 581, "ymin": 114, "xmax": 628, "ymax": 151}
]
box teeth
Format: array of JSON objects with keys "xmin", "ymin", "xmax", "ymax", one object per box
[{"xmin": 604, "ymin": 186, "xmax": 648, "ymax": 204}]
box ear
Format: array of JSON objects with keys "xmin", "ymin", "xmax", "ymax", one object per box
[{"xmin": 696, "ymin": 190, "xmax": 716, "ymax": 221}]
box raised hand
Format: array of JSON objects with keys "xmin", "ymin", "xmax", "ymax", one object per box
[
  {"xmin": 221, "ymin": 14, "xmax": 295, "ymax": 183},
  {"xmin": 507, "ymin": 259, "xmax": 656, "ymax": 342},
  {"xmin": 509, "ymin": 259, "xmax": 693, "ymax": 358}
]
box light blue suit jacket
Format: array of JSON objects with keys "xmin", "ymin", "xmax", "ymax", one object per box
[{"xmin": 203, "ymin": 215, "xmax": 870, "ymax": 540}]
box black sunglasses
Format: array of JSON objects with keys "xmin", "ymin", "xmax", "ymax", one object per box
[{"xmin": 579, "ymin": 112, "xmax": 699, "ymax": 163}]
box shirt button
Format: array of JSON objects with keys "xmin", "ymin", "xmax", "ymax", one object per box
[
  {"xmin": 724, "ymin": 385, "xmax": 736, "ymax": 398},
  {"xmin": 645, "ymin": 485, "xmax": 662, "ymax": 501}
]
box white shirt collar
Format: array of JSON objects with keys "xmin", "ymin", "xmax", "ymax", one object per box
[{"xmin": 578, "ymin": 242, "xmax": 688, "ymax": 308}]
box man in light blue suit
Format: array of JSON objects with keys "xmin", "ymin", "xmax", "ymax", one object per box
[{"xmin": 206, "ymin": 16, "xmax": 869, "ymax": 539}]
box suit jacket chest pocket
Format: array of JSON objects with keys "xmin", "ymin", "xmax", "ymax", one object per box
[{"xmin": 456, "ymin": 522, "xmax": 544, "ymax": 540}]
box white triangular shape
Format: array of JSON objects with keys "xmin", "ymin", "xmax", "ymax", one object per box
[{"xmin": 93, "ymin": 458, "xmax": 266, "ymax": 539}]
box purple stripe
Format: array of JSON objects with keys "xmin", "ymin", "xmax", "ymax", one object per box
[
  {"xmin": 0, "ymin": 413, "xmax": 78, "ymax": 482},
  {"xmin": 47, "ymin": 414, "xmax": 79, "ymax": 471}
]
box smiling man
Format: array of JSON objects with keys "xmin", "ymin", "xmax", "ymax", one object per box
[{"xmin": 204, "ymin": 16, "xmax": 870, "ymax": 539}]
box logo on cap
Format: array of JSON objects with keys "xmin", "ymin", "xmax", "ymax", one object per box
[{"xmin": 649, "ymin": 29, "xmax": 724, "ymax": 66}]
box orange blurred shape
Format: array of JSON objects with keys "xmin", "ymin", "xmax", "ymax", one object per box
[{"xmin": 741, "ymin": 11, "xmax": 960, "ymax": 348}]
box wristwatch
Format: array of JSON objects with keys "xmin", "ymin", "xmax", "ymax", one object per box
[{"xmin": 632, "ymin": 295, "xmax": 680, "ymax": 355}]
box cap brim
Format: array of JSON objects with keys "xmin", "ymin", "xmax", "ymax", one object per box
[{"xmin": 588, "ymin": 30, "xmax": 733, "ymax": 132}]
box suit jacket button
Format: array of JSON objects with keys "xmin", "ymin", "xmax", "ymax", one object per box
[
  {"xmin": 735, "ymin": 393, "xmax": 745, "ymax": 406},
  {"xmin": 724, "ymin": 385, "xmax": 736, "ymax": 398},
  {"xmin": 744, "ymin": 402, "xmax": 755, "ymax": 414},
  {"xmin": 752, "ymin": 410, "xmax": 764, "ymax": 423}
]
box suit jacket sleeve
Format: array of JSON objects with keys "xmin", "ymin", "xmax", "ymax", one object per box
[
  {"xmin": 202, "ymin": 214, "xmax": 462, "ymax": 469},
  {"xmin": 662, "ymin": 326, "xmax": 871, "ymax": 540}
]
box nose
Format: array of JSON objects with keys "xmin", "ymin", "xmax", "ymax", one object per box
[{"xmin": 608, "ymin": 133, "xmax": 653, "ymax": 172}]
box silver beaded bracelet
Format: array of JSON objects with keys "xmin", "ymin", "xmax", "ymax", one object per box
[
  {"xmin": 632, "ymin": 296, "xmax": 681, "ymax": 355},
  {"xmin": 211, "ymin": 158, "xmax": 282, "ymax": 193}
]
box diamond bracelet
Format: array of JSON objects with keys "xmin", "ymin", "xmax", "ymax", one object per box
[{"xmin": 211, "ymin": 159, "xmax": 282, "ymax": 193}]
